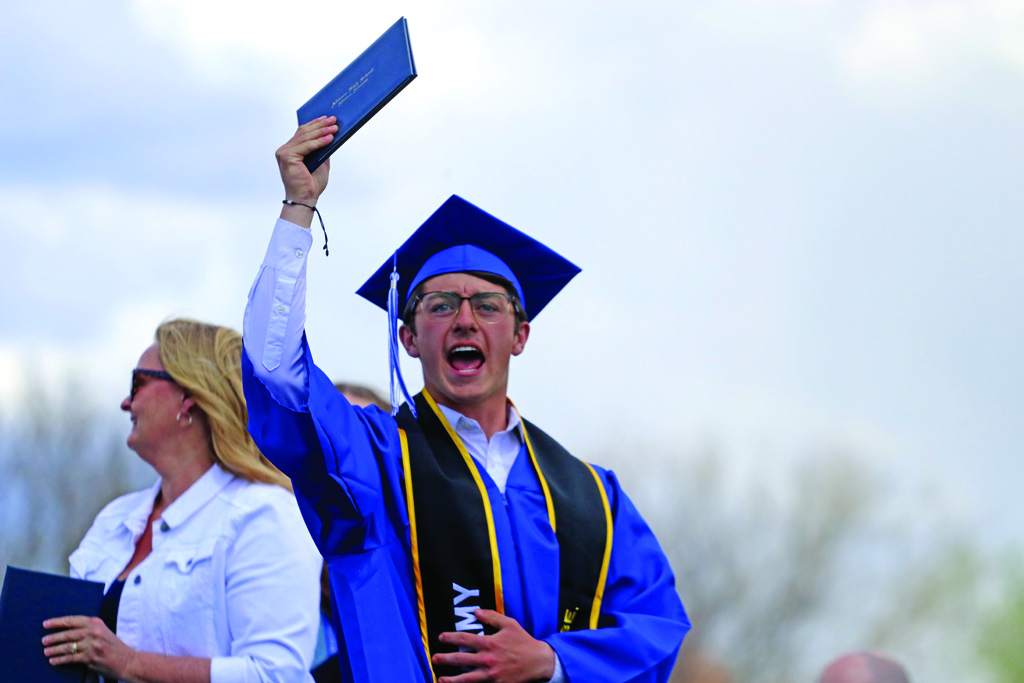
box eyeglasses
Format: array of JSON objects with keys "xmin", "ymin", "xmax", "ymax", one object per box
[
  {"xmin": 130, "ymin": 368, "xmax": 176, "ymax": 400},
  {"xmin": 412, "ymin": 291, "xmax": 516, "ymax": 324}
]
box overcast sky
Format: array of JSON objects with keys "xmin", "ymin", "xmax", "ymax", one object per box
[{"xmin": 2, "ymin": 0, "xmax": 1023, "ymax": 551}]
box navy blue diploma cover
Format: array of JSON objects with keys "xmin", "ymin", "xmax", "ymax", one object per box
[
  {"xmin": 298, "ymin": 17, "xmax": 417, "ymax": 171},
  {"xmin": 0, "ymin": 566, "xmax": 104, "ymax": 681}
]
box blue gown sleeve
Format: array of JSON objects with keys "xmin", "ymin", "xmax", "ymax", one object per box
[
  {"xmin": 242, "ymin": 335, "xmax": 407, "ymax": 558},
  {"xmin": 543, "ymin": 468, "xmax": 689, "ymax": 683}
]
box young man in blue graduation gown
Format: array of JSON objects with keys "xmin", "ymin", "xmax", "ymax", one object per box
[{"xmin": 242, "ymin": 116, "xmax": 690, "ymax": 683}]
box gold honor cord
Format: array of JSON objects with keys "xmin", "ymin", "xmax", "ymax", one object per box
[
  {"xmin": 399, "ymin": 428, "xmax": 437, "ymax": 683},
  {"xmin": 583, "ymin": 461, "xmax": 613, "ymax": 629},
  {"xmin": 421, "ymin": 389, "xmax": 505, "ymax": 615},
  {"xmin": 511, "ymin": 398, "xmax": 557, "ymax": 533}
]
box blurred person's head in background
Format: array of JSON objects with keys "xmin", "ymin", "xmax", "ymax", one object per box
[
  {"xmin": 819, "ymin": 652, "xmax": 909, "ymax": 683},
  {"xmin": 333, "ymin": 382, "xmax": 389, "ymax": 410}
]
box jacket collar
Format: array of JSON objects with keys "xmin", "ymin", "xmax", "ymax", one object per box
[{"xmin": 159, "ymin": 463, "xmax": 236, "ymax": 531}]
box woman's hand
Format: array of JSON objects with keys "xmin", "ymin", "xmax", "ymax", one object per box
[{"xmin": 43, "ymin": 615, "xmax": 136, "ymax": 680}]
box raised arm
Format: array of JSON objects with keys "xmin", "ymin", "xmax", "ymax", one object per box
[{"xmin": 243, "ymin": 116, "xmax": 337, "ymax": 412}]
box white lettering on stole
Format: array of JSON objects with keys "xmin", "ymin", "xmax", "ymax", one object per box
[{"xmin": 452, "ymin": 582, "xmax": 484, "ymax": 632}]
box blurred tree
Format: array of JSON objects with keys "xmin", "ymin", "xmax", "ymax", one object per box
[
  {"xmin": 977, "ymin": 559, "xmax": 1024, "ymax": 682},
  {"xmin": 0, "ymin": 377, "xmax": 152, "ymax": 582},
  {"xmin": 861, "ymin": 538, "xmax": 989, "ymax": 679},
  {"xmin": 595, "ymin": 442, "xmax": 985, "ymax": 683}
]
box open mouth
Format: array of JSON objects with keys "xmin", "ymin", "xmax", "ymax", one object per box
[{"xmin": 448, "ymin": 345, "xmax": 485, "ymax": 373}]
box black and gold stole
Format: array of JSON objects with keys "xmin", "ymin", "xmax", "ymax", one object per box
[{"xmin": 395, "ymin": 390, "xmax": 613, "ymax": 680}]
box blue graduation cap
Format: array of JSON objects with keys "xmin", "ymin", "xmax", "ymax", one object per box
[{"xmin": 356, "ymin": 195, "xmax": 581, "ymax": 415}]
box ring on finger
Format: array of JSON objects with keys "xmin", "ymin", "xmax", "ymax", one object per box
[{"xmin": 70, "ymin": 641, "xmax": 78, "ymax": 655}]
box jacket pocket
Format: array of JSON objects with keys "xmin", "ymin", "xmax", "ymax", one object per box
[
  {"xmin": 163, "ymin": 537, "xmax": 219, "ymax": 573},
  {"xmin": 160, "ymin": 537, "xmax": 220, "ymax": 613}
]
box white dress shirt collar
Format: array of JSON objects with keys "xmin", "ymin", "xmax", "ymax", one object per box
[{"xmin": 435, "ymin": 402, "xmax": 523, "ymax": 494}]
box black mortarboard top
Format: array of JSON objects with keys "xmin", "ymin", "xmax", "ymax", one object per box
[{"xmin": 356, "ymin": 195, "xmax": 581, "ymax": 321}]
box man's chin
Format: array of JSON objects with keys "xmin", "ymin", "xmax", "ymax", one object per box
[
  {"xmin": 431, "ymin": 377, "xmax": 489, "ymax": 406},
  {"xmin": 437, "ymin": 387, "xmax": 484, "ymax": 407}
]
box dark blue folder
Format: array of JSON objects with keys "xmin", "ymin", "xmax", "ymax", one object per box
[
  {"xmin": 298, "ymin": 17, "xmax": 417, "ymax": 171},
  {"xmin": 0, "ymin": 566, "xmax": 104, "ymax": 681}
]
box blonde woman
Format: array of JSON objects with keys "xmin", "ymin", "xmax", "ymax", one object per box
[{"xmin": 43, "ymin": 319, "xmax": 321, "ymax": 683}]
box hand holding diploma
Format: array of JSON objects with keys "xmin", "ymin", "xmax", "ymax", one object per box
[
  {"xmin": 277, "ymin": 115, "xmax": 338, "ymax": 230},
  {"xmin": 43, "ymin": 615, "xmax": 210, "ymax": 683},
  {"xmin": 42, "ymin": 615, "xmax": 135, "ymax": 679}
]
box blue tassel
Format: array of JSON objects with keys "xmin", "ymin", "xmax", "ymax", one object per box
[{"xmin": 388, "ymin": 256, "xmax": 416, "ymax": 417}]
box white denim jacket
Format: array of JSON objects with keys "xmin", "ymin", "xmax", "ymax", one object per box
[{"xmin": 69, "ymin": 463, "xmax": 321, "ymax": 683}]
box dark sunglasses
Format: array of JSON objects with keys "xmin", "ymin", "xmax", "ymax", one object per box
[{"xmin": 130, "ymin": 368, "xmax": 176, "ymax": 400}]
